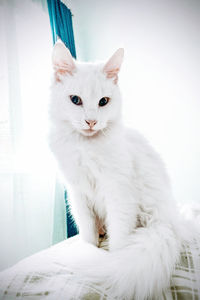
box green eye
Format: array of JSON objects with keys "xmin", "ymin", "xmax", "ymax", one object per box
[
  {"xmin": 70, "ymin": 95, "xmax": 82, "ymax": 106},
  {"xmin": 99, "ymin": 97, "xmax": 110, "ymax": 107}
]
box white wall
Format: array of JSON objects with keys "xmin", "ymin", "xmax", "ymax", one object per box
[{"xmin": 69, "ymin": 0, "xmax": 200, "ymax": 204}]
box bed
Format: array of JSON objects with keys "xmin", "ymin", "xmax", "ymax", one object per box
[{"xmin": 0, "ymin": 235, "xmax": 200, "ymax": 300}]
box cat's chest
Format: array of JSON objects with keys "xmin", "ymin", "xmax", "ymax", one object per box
[
  {"xmin": 55, "ymin": 133, "xmax": 132, "ymax": 192},
  {"xmin": 59, "ymin": 135, "xmax": 131, "ymax": 184},
  {"xmin": 68, "ymin": 143, "xmax": 107, "ymax": 184},
  {"xmin": 65, "ymin": 143, "xmax": 107, "ymax": 213}
]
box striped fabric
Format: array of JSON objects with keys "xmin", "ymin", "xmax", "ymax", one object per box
[{"xmin": 164, "ymin": 240, "xmax": 200, "ymax": 300}]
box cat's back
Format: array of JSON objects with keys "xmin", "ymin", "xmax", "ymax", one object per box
[
  {"xmin": 125, "ymin": 127, "xmax": 163, "ymax": 164},
  {"xmin": 124, "ymin": 127, "xmax": 170, "ymax": 184}
]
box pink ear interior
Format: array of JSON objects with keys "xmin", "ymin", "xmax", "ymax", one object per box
[
  {"xmin": 52, "ymin": 41, "xmax": 76, "ymax": 82},
  {"xmin": 103, "ymin": 48, "xmax": 124, "ymax": 84}
]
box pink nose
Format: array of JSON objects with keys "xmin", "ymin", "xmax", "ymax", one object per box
[{"xmin": 85, "ymin": 120, "xmax": 97, "ymax": 128}]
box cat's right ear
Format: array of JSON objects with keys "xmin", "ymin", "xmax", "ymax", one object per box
[
  {"xmin": 52, "ymin": 40, "xmax": 76, "ymax": 82},
  {"xmin": 103, "ymin": 48, "xmax": 124, "ymax": 84}
]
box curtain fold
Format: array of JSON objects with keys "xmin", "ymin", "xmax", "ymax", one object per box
[
  {"xmin": 47, "ymin": 0, "xmax": 78, "ymax": 238},
  {"xmin": 47, "ymin": 0, "xmax": 76, "ymax": 58},
  {"xmin": 52, "ymin": 180, "xmax": 67, "ymax": 244}
]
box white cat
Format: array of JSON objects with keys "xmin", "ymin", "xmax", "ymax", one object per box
[{"xmin": 49, "ymin": 40, "xmax": 196, "ymax": 299}]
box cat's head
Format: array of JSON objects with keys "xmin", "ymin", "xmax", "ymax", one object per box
[{"xmin": 50, "ymin": 40, "xmax": 124, "ymax": 137}]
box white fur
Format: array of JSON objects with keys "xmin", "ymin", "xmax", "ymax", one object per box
[{"xmin": 48, "ymin": 42, "xmax": 199, "ymax": 299}]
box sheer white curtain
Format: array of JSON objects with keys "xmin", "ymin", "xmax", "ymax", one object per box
[{"xmin": 0, "ymin": 0, "xmax": 66, "ymax": 271}]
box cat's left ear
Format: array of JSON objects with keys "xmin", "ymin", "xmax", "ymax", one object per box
[
  {"xmin": 103, "ymin": 48, "xmax": 124, "ymax": 84},
  {"xmin": 52, "ymin": 40, "xmax": 76, "ymax": 82}
]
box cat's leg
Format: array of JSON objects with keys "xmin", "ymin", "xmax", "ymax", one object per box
[
  {"xmin": 96, "ymin": 215, "xmax": 106, "ymax": 237},
  {"xmin": 105, "ymin": 189, "xmax": 138, "ymax": 251},
  {"xmin": 70, "ymin": 192, "xmax": 99, "ymax": 246}
]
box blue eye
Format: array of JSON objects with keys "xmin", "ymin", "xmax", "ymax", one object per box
[
  {"xmin": 70, "ymin": 95, "xmax": 82, "ymax": 105},
  {"xmin": 99, "ymin": 97, "xmax": 110, "ymax": 107}
]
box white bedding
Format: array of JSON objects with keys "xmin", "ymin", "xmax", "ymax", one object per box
[{"xmin": 0, "ymin": 235, "xmax": 200, "ymax": 300}]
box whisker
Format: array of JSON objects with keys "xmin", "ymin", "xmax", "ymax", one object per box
[
  {"xmin": 72, "ymin": 120, "xmax": 82, "ymax": 126},
  {"xmin": 101, "ymin": 128, "xmax": 107, "ymax": 137},
  {"xmin": 72, "ymin": 120, "xmax": 82, "ymax": 124}
]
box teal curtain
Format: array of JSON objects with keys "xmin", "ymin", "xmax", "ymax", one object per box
[
  {"xmin": 47, "ymin": 0, "xmax": 78, "ymax": 238},
  {"xmin": 47, "ymin": 0, "xmax": 76, "ymax": 58}
]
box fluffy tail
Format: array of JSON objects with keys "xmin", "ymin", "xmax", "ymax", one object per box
[{"xmin": 63, "ymin": 223, "xmax": 185, "ymax": 300}]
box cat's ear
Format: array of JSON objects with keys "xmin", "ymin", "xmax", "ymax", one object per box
[
  {"xmin": 103, "ymin": 48, "xmax": 124, "ymax": 84},
  {"xmin": 52, "ymin": 40, "xmax": 76, "ymax": 82}
]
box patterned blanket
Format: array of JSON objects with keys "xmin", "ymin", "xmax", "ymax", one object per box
[{"xmin": 0, "ymin": 235, "xmax": 200, "ymax": 300}]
